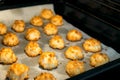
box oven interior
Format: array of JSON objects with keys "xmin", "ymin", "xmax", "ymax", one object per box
[
  {"xmin": 53, "ymin": 0, "xmax": 120, "ymax": 80},
  {"xmin": 0, "ymin": 0, "xmax": 120, "ymax": 80}
]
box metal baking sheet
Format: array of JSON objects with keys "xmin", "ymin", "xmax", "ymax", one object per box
[{"xmin": 0, "ymin": 4, "xmax": 120, "ymax": 80}]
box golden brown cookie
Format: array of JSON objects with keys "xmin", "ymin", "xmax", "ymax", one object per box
[
  {"xmin": 83, "ymin": 38, "xmax": 101, "ymax": 52},
  {"xmin": 25, "ymin": 27, "xmax": 41, "ymax": 41},
  {"xmin": 34, "ymin": 72, "xmax": 56, "ymax": 80},
  {"xmin": 0, "ymin": 47, "xmax": 17, "ymax": 64},
  {"xmin": 25, "ymin": 41, "xmax": 42, "ymax": 57},
  {"xmin": 0, "ymin": 23, "xmax": 7, "ymax": 35},
  {"xmin": 40, "ymin": 8, "xmax": 54, "ymax": 20},
  {"xmin": 65, "ymin": 60, "xmax": 85, "ymax": 77},
  {"xmin": 39, "ymin": 52, "xmax": 58, "ymax": 70},
  {"xmin": 49, "ymin": 35, "xmax": 65, "ymax": 49},
  {"xmin": 50, "ymin": 15, "xmax": 63, "ymax": 26},
  {"xmin": 6, "ymin": 63, "xmax": 29, "ymax": 80},
  {"xmin": 30, "ymin": 16, "xmax": 43, "ymax": 27},
  {"xmin": 64, "ymin": 46, "xmax": 84, "ymax": 60},
  {"xmin": 66, "ymin": 29, "xmax": 82, "ymax": 42},
  {"xmin": 12, "ymin": 20, "xmax": 25, "ymax": 32},
  {"xmin": 44, "ymin": 23, "xmax": 58, "ymax": 36},
  {"xmin": 2, "ymin": 32, "xmax": 19, "ymax": 46},
  {"xmin": 90, "ymin": 52, "xmax": 109, "ymax": 67}
]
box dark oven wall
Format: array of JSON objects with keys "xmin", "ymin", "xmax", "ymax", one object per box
[
  {"xmin": 3, "ymin": 0, "xmax": 51, "ymax": 4},
  {"xmin": 0, "ymin": 0, "xmax": 52, "ymax": 10}
]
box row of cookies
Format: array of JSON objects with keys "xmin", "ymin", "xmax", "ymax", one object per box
[
  {"xmin": 0, "ymin": 29, "xmax": 107, "ymax": 54},
  {"xmin": 31, "ymin": 8, "xmax": 63, "ymax": 27}
]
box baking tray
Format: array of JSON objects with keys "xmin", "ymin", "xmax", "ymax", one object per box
[{"xmin": 0, "ymin": 4, "xmax": 120, "ymax": 80}]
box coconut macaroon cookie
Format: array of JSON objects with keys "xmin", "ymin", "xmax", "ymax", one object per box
[
  {"xmin": 12, "ymin": 20, "xmax": 25, "ymax": 32},
  {"xmin": 44, "ymin": 23, "xmax": 58, "ymax": 36},
  {"xmin": 0, "ymin": 47, "xmax": 17, "ymax": 64},
  {"xmin": 0, "ymin": 23, "xmax": 7, "ymax": 35},
  {"xmin": 49, "ymin": 35, "xmax": 65, "ymax": 49},
  {"xmin": 50, "ymin": 15, "xmax": 63, "ymax": 26},
  {"xmin": 25, "ymin": 27, "xmax": 41, "ymax": 41},
  {"xmin": 65, "ymin": 60, "xmax": 85, "ymax": 77},
  {"xmin": 40, "ymin": 8, "xmax": 54, "ymax": 20},
  {"xmin": 2, "ymin": 32, "xmax": 19, "ymax": 46},
  {"xmin": 34, "ymin": 72, "xmax": 56, "ymax": 80},
  {"xmin": 90, "ymin": 52, "xmax": 109, "ymax": 67},
  {"xmin": 30, "ymin": 16, "xmax": 43, "ymax": 27},
  {"xmin": 25, "ymin": 41, "xmax": 42, "ymax": 57},
  {"xmin": 6, "ymin": 63, "xmax": 29, "ymax": 80},
  {"xmin": 83, "ymin": 38, "xmax": 102, "ymax": 52},
  {"xmin": 66, "ymin": 29, "xmax": 82, "ymax": 42},
  {"xmin": 39, "ymin": 52, "xmax": 58, "ymax": 70},
  {"xmin": 64, "ymin": 46, "xmax": 84, "ymax": 60}
]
